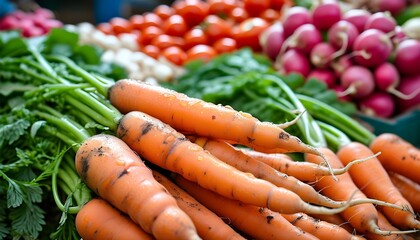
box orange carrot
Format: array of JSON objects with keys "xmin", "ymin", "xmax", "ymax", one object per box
[
  {"xmin": 337, "ymin": 142, "xmax": 420, "ymax": 230},
  {"xmin": 109, "ymin": 79, "xmax": 323, "ymax": 157},
  {"xmin": 306, "ymin": 147, "xmax": 412, "ymax": 235},
  {"xmin": 173, "ymin": 174, "xmax": 319, "ymax": 240},
  {"xmin": 75, "ymin": 198, "xmax": 154, "ymax": 240},
  {"xmin": 370, "ymin": 133, "xmax": 420, "ymax": 184},
  {"xmin": 116, "ymin": 111, "xmax": 348, "ymax": 215},
  {"xmin": 281, "ymin": 213, "xmax": 365, "ymax": 240},
  {"xmin": 388, "ymin": 172, "xmax": 420, "ymax": 214},
  {"xmin": 364, "ymin": 212, "xmax": 416, "ymax": 240},
  {"xmin": 309, "ymin": 213, "xmax": 355, "ymax": 233},
  {"xmin": 151, "ymin": 170, "xmax": 245, "ymax": 240},
  {"xmin": 75, "ymin": 134, "xmax": 201, "ymax": 240},
  {"xmin": 190, "ymin": 136, "xmax": 352, "ymax": 208},
  {"xmin": 241, "ymin": 148, "xmax": 363, "ymax": 182}
]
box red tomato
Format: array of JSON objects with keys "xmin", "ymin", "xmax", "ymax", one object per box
[
  {"xmin": 260, "ymin": 8, "xmax": 281, "ymax": 23},
  {"xmin": 228, "ymin": 7, "xmax": 250, "ymax": 23},
  {"xmin": 97, "ymin": 22, "xmax": 113, "ymax": 35},
  {"xmin": 153, "ymin": 4, "xmax": 175, "ymax": 20},
  {"xmin": 109, "ymin": 17, "xmax": 133, "ymax": 35},
  {"xmin": 243, "ymin": 0, "xmax": 270, "ymax": 17},
  {"xmin": 129, "ymin": 14, "xmax": 144, "ymax": 30},
  {"xmin": 213, "ymin": 37, "xmax": 237, "ymax": 53},
  {"xmin": 142, "ymin": 45, "xmax": 160, "ymax": 59},
  {"xmin": 201, "ymin": 15, "xmax": 231, "ymax": 44},
  {"xmin": 208, "ymin": 0, "xmax": 236, "ymax": 17},
  {"xmin": 186, "ymin": 44, "xmax": 217, "ymax": 63},
  {"xmin": 141, "ymin": 26, "xmax": 163, "ymax": 46},
  {"xmin": 142, "ymin": 13, "xmax": 163, "ymax": 28},
  {"xmin": 184, "ymin": 27, "xmax": 209, "ymax": 50},
  {"xmin": 151, "ymin": 34, "xmax": 185, "ymax": 50},
  {"xmin": 173, "ymin": 0, "xmax": 209, "ymax": 27},
  {"xmin": 232, "ymin": 17, "xmax": 269, "ymax": 51},
  {"xmin": 162, "ymin": 46, "xmax": 187, "ymax": 66},
  {"xmin": 162, "ymin": 14, "xmax": 189, "ymax": 37}
]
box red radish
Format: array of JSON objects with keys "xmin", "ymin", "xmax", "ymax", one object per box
[
  {"xmin": 392, "ymin": 26, "xmax": 407, "ymax": 45},
  {"xmin": 396, "ymin": 74, "xmax": 420, "ymax": 112},
  {"xmin": 327, "ymin": 20, "xmax": 359, "ymax": 52},
  {"xmin": 307, "ymin": 68, "xmax": 337, "ymax": 88},
  {"xmin": 283, "ymin": 23, "xmax": 322, "ymax": 54},
  {"xmin": 394, "ymin": 39, "xmax": 420, "ymax": 76},
  {"xmin": 311, "ymin": 2, "xmax": 342, "ymax": 31},
  {"xmin": 282, "ymin": 6, "xmax": 311, "ymax": 38},
  {"xmin": 331, "ymin": 54, "xmax": 354, "ymax": 77},
  {"xmin": 333, "ymin": 85, "xmax": 352, "ymax": 101},
  {"xmin": 259, "ymin": 22, "xmax": 284, "ymax": 60},
  {"xmin": 369, "ymin": 0, "xmax": 406, "ymax": 16},
  {"xmin": 340, "ymin": 65, "xmax": 375, "ymax": 98},
  {"xmin": 310, "ymin": 42, "xmax": 336, "ymax": 68},
  {"xmin": 34, "ymin": 7, "xmax": 55, "ymax": 19},
  {"xmin": 0, "ymin": 15, "xmax": 19, "ymax": 30},
  {"xmin": 359, "ymin": 92, "xmax": 395, "ymax": 118},
  {"xmin": 342, "ymin": 9, "xmax": 371, "ymax": 33},
  {"xmin": 352, "ymin": 29, "xmax": 393, "ymax": 67},
  {"xmin": 276, "ymin": 49, "xmax": 311, "ymax": 77},
  {"xmin": 39, "ymin": 19, "xmax": 63, "ymax": 33},
  {"xmin": 364, "ymin": 12, "xmax": 397, "ymax": 34}
]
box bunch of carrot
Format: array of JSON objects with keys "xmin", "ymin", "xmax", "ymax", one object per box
[{"xmin": 74, "ymin": 79, "xmax": 420, "ymax": 240}]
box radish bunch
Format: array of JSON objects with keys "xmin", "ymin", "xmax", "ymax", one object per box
[
  {"xmin": 0, "ymin": 7, "xmax": 63, "ymax": 38},
  {"xmin": 261, "ymin": 0, "xmax": 420, "ymax": 118}
]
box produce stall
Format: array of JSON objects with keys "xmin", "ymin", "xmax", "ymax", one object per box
[{"xmin": 1, "ymin": 0, "xmax": 420, "ymax": 239}]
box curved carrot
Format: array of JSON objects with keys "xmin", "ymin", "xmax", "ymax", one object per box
[
  {"xmin": 241, "ymin": 149, "xmax": 363, "ymax": 182},
  {"xmin": 388, "ymin": 172, "xmax": 420, "ymax": 214},
  {"xmin": 309, "ymin": 213, "xmax": 355, "ymax": 233},
  {"xmin": 282, "ymin": 213, "xmax": 365, "ymax": 240},
  {"xmin": 75, "ymin": 134, "xmax": 200, "ymax": 240},
  {"xmin": 370, "ymin": 133, "xmax": 420, "ymax": 185},
  {"xmin": 75, "ymin": 198, "xmax": 154, "ymax": 240},
  {"xmin": 151, "ymin": 170, "xmax": 245, "ymax": 240},
  {"xmin": 172, "ymin": 174, "xmax": 319, "ymax": 240},
  {"xmin": 306, "ymin": 147, "xmax": 412, "ymax": 235},
  {"xmin": 116, "ymin": 111, "xmax": 348, "ymax": 215},
  {"xmin": 337, "ymin": 142, "xmax": 420, "ymax": 230},
  {"xmin": 364, "ymin": 211, "xmax": 416, "ymax": 240},
  {"xmin": 190, "ymin": 136, "xmax": 348, "ymax": 208},
  {"xmin": 109, "ymin": 79, "xmax": 323, "ymax": 156}
]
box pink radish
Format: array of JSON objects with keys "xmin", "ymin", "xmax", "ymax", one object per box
[
  {"xmin": 396, "ymin": 74, "xmax": 420, "ymax": 113},
  {"xmin": 352, "ymin": 29, "xmax": 393, "ymax": 67},
  {"xmin": 0, "ymin": 15, "xmax": 19, "ymax": 30},
  {"xmin": 359, "ymin": 92, "xmax": 395, "ymax": 118},
  {"xmin": 342, "ymin": 9, "xmax": 371, "ymax": 33},
  {"xmin": 307, "ymin": 68, "xmax": 337, "ymax": 88},
  {"xmin": 333, "ymin": 85, "xmax": 353, "ymax": 101},
  {"xmin": 283, "ymin": 23, "xmax": 322, "ymax": 54},
  {"xmin": 310, "ymin": 42, "xmax": 336, "ymax": 69},
  {"xmin": 364, "ymin": 12, "xmax": 397, "ymax": 34},
  {"xmin": 311, "ymin": 2, "xmax": 342, "ymax": 31},
  {"xmin": 369, "ymin": 0, "xmax": 406, "ymax": 16},
  {"xmin": 275, "ymin": 49, "xmax": 311, "ymax": 78},
  {"xmin": 392, "ymin": 26, "xmax": 407, "ymax": 45},
  {"xmin": 327, "ymin": 20, "xmax": 359, "ymax": 52},
  {"xmin": 259, "ymin": 22, "xmax": 284, "ymax": 60},
  {"xmin": 331, "ymin": 54, "xmax": 354, "ymax": 77},
  {"xmin": 282, "ymin": 6, "xmax": 312, "ymax": 38},
  {"xmin": 394, "ymin": 39, "xmax": 420, "ymax": 76},
  {"xmin": 340, "ymin": 65, "xmax": 375, "ymax": 98}
]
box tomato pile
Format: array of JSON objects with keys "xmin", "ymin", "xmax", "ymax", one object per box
[{"xmin": 95, "ymin": 0, "xmax": 291, "ymax": 66}]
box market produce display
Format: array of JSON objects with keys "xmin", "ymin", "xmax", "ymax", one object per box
[{"xmin": 1, "ymin": 0, "xmax": 420, "ymax": 240}]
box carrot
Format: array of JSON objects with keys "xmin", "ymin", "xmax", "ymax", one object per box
[
  {"xmin": 172, "ymin": 174, "xmax": 319, "ymax": 240},
  {"xmin": 370, "ymin": 133, "xmax": 420, "ymax": 185},
  {"xmin": 75, "ymin": 198, "xmax": 154, "ymax": 240},
  {"xmin": 109, "ymin": 79, "xmax": 326, "ymax": 161},
  {"xmin": 116, "ymin": 111, "xmax": 349, "ymax": 215},
  {"xmin": 281, "ymin": 213, "xmax": 365, "ymax": 240},
  {"xmin": 388, "ymin": 172, "xmax": 420, "ymax": 214},
  {"xmin": 364, "ymin": 211, "xmax": 416, "ymax": 240},
  {"xmin": 151, "ymin": 170, "xmax": 245, "ymax": 240},
  {"xmin": 306, "ymin": 147, "xmax": 414, "ymax": 235},
  {"xmin": 75, "ymin": 134, "xmax": 201, "ymax": 240},
  {"xmin": 309, "ymin": 213, "xmax": 355, "ymax": 233},
  {"xmin": 241, "ymin": 148, "xmax": 365, "ymax": 182},
  {"xmin": 190, "ymin": 136, "xmax": 360, "ymax": 208},
  {"xmin": 337, "ymin": 142, "xmax": 420, "ymax": 230}
]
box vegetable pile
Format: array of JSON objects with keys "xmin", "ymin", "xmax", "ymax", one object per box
[
  {"xmin": 260, "ymin": 1, "xmax": 420, "ymax": 118},
  {"xmin": 2, "ymin": 23, "xmax": 420, "ymax": 239}
]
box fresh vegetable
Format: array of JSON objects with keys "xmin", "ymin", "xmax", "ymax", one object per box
[
  {"xmin": 75, "ymin": 198, "xmax": 154, "ymax": 240},
  {"xmin": 75, "ymin": 134, "xmax": 200, "ymax": 240},
  {"xmin": 388, "ymin": 172, "xmax": 420, "ymax": 214}
]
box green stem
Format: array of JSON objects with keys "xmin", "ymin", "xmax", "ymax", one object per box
[{"xmin": 317, "ymin": 121, "xmax": 351, "ymax": 152}]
